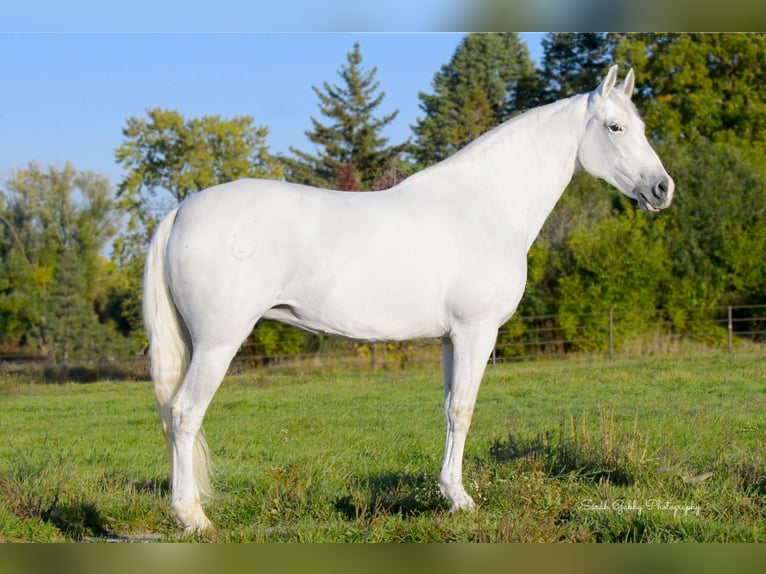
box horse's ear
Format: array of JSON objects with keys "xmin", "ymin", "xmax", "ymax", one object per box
[
  {"xmin": 618, "ymin": 68, "xmax": 636, "ymax": 100},
  {"xmin": 598, "ymin": 65, "xmax": 619, "ymax": 97}
]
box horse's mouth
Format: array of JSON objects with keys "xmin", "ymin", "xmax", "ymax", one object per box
[
  {"xmin": 640, "ymin": 200, "xmax": 661, "ymax": 213},
  {"xmin": 637, "ymin": 193, "xmax": 663, "ymax": 213}
]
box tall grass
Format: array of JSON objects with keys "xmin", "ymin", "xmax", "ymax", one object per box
[{"xmin": 1, "ymin": 354, "xmax": 764, "ymax": 542}]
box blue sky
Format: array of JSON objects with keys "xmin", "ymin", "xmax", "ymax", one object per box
[
  {"xmin": 1, "ymin": 1, "xmax": 473, "ymax": 34},
  {"xmin": 1, "ymin": 3, "xmax": 545, "ymax": 186}
]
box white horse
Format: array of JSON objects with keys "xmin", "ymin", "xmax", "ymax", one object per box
[{"xmin": 143, "ymin": 66, "xmax": 674, "ymax": 531}]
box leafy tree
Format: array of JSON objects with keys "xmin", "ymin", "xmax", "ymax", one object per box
[
  {"xmin": 519, "ymin": 175, "xmax": 616, "ymax": 319},
  {"xmin": 608, "ymin": 33, "xmax": 766, "ymax": 313},
  {"xmin": 556, "ymin": 202, "xmax": 671, "ymax": 351},
  {"xmin": 115, "ymin": 108, "xmax": 282, "ymax": 211},
  {"xmin": 657, "ymin": 139, "xmax": 766, "ymax": 311},
  {"xmin": 283, "ymin": 42, "xmax": 407, "ymax": 190},
  {"xmin": 114, "ymin": 109, "xmax": 282, "ymax": 262},
  {"xmin": 612, "ymin": 33, "xmax": 766, "ymax": 149},
  {"xmin": 112, "ymin": 109, "xmax": 283, "ymax": 337},
  {"xmin": 0, "ymin": 163, "xmax": 124, "ymax": 360},
  {"xmin": 513, "ymin": 33, "xmax": 766, "ymax": 352},
  {"xmin": 411, "ymin": 33, "xmax": 537, "ymax": 166}
]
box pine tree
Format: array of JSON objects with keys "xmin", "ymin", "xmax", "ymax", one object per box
[
  {"xmin": 539, "ymin": 33, "xmax": 612, "ymax": 103},
  {"xmin": 411, "ymin": 33, "xmax": 537, "ymax": 167},
  {"xmin": 44, "ymin": 247, "xmax": 105, "ymax": 364},
  {"xmin": 283, "ymin": 42, "xmax": 407, "ymax": 190},
  {"xmin": 514, "ymin": 34, "xmax": 617, "ymax": 319}
]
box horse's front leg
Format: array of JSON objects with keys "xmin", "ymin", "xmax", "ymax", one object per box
[{"xmin": 439, "ymin": 323, "xmax": 498, "ymax": 511}]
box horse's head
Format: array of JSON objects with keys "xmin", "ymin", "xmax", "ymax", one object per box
[{"xmin": 578, "ymin": 66, "xmax": 674, "ymax": 213}]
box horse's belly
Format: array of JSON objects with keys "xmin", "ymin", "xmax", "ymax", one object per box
[
  {"xmin": 263, "ymin": 283, "xmax": 449, "ymax": 341},
  {"xmin": 262, "ymin": 308, "xmax": 444, "ymax": 341}
]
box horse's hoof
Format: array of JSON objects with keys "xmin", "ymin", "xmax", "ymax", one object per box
[
  {"xmin": 171, "ymin": 502, "xmax": 213, "ymax": 533},
  {"xmin": 450, "ymin": 500, "xmax": 476, "ymax": 512},
  {"xmin": 445, "ymin": 490, "xmax": 476, "ymax": 512}
]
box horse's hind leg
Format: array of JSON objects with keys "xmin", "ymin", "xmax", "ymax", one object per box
[{"xmin": 167, "ymin": 342, "xmax": 237, "ymax": 532}]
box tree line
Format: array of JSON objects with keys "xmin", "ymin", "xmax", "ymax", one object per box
[{"xmin": 2, "ymin": 33, "xmax": 766, "ymax": 365}]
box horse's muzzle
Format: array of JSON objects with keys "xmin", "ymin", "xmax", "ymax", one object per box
[{"xmin": 638, "ymin": 174, "xmax": 674, "ymax": 213}]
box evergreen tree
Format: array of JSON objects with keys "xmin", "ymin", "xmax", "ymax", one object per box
[
  {"xmin": 411, "ymin": 33, "xmax": 537, "ymax": 167},
  {"xmin": 520, "ymin": 33, "xmax": 617, "ymax": 319},
  {"xmin": 283, "ymin": 42, "xmax": 407, "ymax": 190},
  {"xmin": 538, "ymin": 33, "xmax": 612, "ymax": 103},
  {"xmin": 45, "ymin": 247, "xmax": 105, "ymax": 364}
]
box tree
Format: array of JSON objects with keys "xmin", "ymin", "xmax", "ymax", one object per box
[
  {"xmin": 0, "ymin": 163, "xmax": 124, "ymax": 361},
  {"xmin": 283, "ymin": 42, "xmax": 408, "ymax": 190},
  {"xmin": 609, "ymin": 32, "xmax": 766, "ymax": 310},
  {"xmin": 515, "ymin": 33, "xmax": 616, "ymax": 322},
  {"xmin": 538, "ymin": 33, "xmax": 612, "ymax": 103},
  {"xmin": 519, "ymin": 175, "xmax": 616, "ymax": 317},
  {"xmin": 556, "ymin": 203, "xmax": 671, "ymax": 351},
  {"xmin": 115, "ymin": 108, "xmax": 282, "ymax": 224},
  {"xmin": 112, "ymin": 109, "xmax": 283, "ymax": 336},
  {"xmin": 44, "ymin": 248, "xmax": 106, "ymax": 363},
  {"xmin": 657, "ymin": 139, "xmax": 766, "ymax": 310},
  {"xmin": 411, "ymin": 33, "xmax": 537, "ymax": 167},
  {"xmin": 612, "ymin": 33, "xmax": 766, "ymax": 149},
  {"xmin": 518, "ymin": 33, "xmax": 766, "ymax": 350}
]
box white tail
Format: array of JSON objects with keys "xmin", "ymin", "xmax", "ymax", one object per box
[{"xmin": 143, "ymin": 208, "xmax": 215, "ymax": 501}]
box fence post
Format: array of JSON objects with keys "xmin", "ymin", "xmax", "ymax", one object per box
[
  {"xmin": 492, "ymin": 346, "xmax": 496, "ymax": 369},
  {"xmin": 608, "ymin": 309, "xmax": 614, "ymax": 359},
  {"xmin": 727, "ymin": 305, "xmax": 733, "ymax": 353},
  {"xmin": 371, "ymin": 343, "xmax": 377, "ymax": 371}
]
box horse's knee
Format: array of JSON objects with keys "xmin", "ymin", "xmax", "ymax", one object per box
[{"xmin": 445, "ymin": 407, "xmax": 473, "ymax": 434}]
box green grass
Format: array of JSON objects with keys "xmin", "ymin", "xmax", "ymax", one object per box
[{"xmin": 1, "ymin": 353, "xmax": 765, "ymax": 542}]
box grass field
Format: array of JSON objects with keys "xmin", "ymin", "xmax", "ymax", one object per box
[{"xmin": 1, "ymin": 353, "xmax": 765, "ymax": 542}]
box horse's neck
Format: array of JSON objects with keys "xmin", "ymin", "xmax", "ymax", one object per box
[{"xmin": 439, "ymin": 94, "xmax": 589, "ymax": 251}]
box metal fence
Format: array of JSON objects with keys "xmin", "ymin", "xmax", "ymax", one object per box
[
  {"xmin": 489, "ymin": 304, "xmax": 766, "ymax": 364},
  {"xmin": 4, "ymin": 304, "xmax": 766, "ymax": 380},
  {"xmin": 230, "ymin": 304, "xmax": 766, "ymax": 372}
]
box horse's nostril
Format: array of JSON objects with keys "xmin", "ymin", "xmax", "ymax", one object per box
[{"xmin": 653, "ymin": 179, "xmax": 669, "ymax": 200}]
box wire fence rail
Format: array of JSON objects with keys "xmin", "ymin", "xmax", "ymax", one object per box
[
  {"xmin": 491, "ymin": 303, "xmax": 766, "ymax": 362},
  {"xmin": 231, "ymin": 303, "xmax": 766, "ymax": 373},
  {"xmin": 3, "ymin": 304, "xmax": 766, "ymax": 381}
]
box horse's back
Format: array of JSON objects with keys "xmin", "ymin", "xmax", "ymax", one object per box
[{"xmin": 165, "ymin": 179, "xmax": 447, "ymax": 339}]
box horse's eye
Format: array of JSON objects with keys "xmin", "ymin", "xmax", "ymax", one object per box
[{"xmin": 608, "ymin": 122, "xmax": 624, "ymax": 134}]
